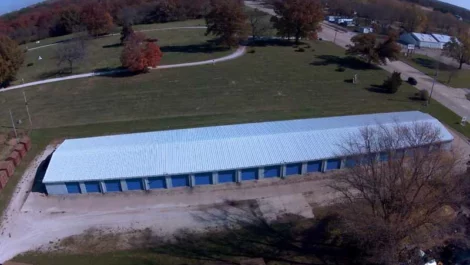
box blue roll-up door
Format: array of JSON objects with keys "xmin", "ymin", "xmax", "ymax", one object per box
[
  {"xmin": 105, "ymin": 180, "xmax": 121, "ymax": 192},
  {"xmin": 307, "ymin": 161, "xmax": 322, "ymax": 173},
  {"xmin": 66, "ymin": 182, "xmax": 80, "ymax": 194},
  {"xmin": 264, "ymin": 166, "xmax": 280, "ymax": 178},
  {"xmin": 241, "ymin": 168, "xmax": 258, "ymax": 181},
  {"xmin": 218, "ymin": 171, "xmax": 236, "ymax": 183},
  {"xmin": 171, "ymin": 175, "xmax": 189, "ymax": 187},
  {"xmin": 326, "ymin": 159, "xmax": 341, "ymax": 170},
  {"xmin": 148, "ymin": 177, "xmax": 166, "ymax": 189},
  {"xmin": 126, "ymin": 179, "xmax": 144, "ymax": 190},
  {"xmin": 286, "ymin": 163, "xmax": 302, "ymax": 176},
  {"xmin": 195, "ymin": 173, "xmax": 212, "ymax": 185},
  {"xmin": 379, "ymin": 152, "xmax": 388, "ymax": 162},
  {"xmin": 85, "ymin": 181, "xmax": 101, "ymax": 193},
  {"xmin": 345, "ymin": 157, "xmax": 356, "ymax": 168}
]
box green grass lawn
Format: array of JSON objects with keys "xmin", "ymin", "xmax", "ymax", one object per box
[
  {"xmin": 14, "ymin": 19, "xmax": 231, "ymax": 85},
  {"xmin": 400, "ymin": 53, "xmax": 470, "ymax": 88},
  {"xmin": 1, "ymin": 39, "xmax": 470, "ymax": 223}
]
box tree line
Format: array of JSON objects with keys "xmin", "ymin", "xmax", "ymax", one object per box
[
  {"xmin": 324, "ymin": 0, "xmax": 468, "ymax": 36},
  {"xmin": 0, "ymin": 0, "xmax": 210, "ymax": 44}
]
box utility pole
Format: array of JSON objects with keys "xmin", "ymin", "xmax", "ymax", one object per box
[
  {"xmin": 23, "ymin": 91, "xmax": 33, "ymax": 128},
  {"xmin": 334, "ymin": 29, "xmax": 338, "ymax": 44},
  {"xmin": 9, "ymin": 109, "xmax": 18, "ymax": 144},
  {"xmin": 427, "ymin": 55, "xmax": 441, "ymax": 106}
]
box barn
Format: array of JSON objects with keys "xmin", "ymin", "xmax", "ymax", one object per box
[
  {"xmin": 42, "ymin": 111, "xmax": 454, "ymax": 195},
  {"xmin": 400, "ymin": 32, "xmax": 442, "ymax": 49}
]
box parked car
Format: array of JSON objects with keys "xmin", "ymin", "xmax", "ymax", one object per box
[{"xmin": 408, "ymin": 77, "xmax": 418, "ymax": 86}]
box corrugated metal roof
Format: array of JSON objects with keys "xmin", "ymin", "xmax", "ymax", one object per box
[
  {"xmin": 431, "ymin": 33, "xmax": 452, "ymax": 43},
  {"xmin": 42, "ymin": 111, "xmax": 454, "ymax": 183},
  {"xmin": 412, "ymin": 33, "xmax": 438, "ymax": 43}
]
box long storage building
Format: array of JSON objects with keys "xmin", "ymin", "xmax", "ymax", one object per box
[{"xmin": 43, "ymin": 111, "xmax": 454, "ymax": 195}]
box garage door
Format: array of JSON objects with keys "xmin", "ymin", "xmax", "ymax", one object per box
[
  {"xmin": 148, "ymin": 177, "xmax": 166, "ymax": 189},
  {"xmin": 345, "ymin": 157, "xmax": 356, "ymax": 168},
  {"xmin": 126, "ymin": 179, "xmax": 144, "ymax": 190},
  {"xmin": 379, "ymin": 152, "xmax": 388, "ymax": 162},
  {"xmin": 326, "ymin": 159, "xmax": 341, "ymax": 170},
  {"xmin": 104, "ymin": 180, "xmax": 121, "ymax": 192},
  {"xmin": 171, "ymin": 175, "xmax": 189, "ymax": 187},
  {"xmin": 241, "ymin": 168, "xmax": 258, "ymax": 181},
  {"xmin": 285, "ymin": 163, "xmax": 302, "ymax": 176},
  {"xmin": 218, "ymin": 170, "xmax": 236, "ymax": 183},
  {"xmin": 66, "ymin": 182, "xmax": 81, "ymax": 194},
  {"xmin": 195, "ymin": 173, "xmax": 212, "ymax": 185},
  {"xmin": 84, "ymin": 181, "xmax": 101, "ymax": 193},
  {"xmin": 264, "ymin": 166, "xmax": 280, "ymax": 178},
  {"xmin": 307, "ymin": 161, "xmax": 322, "ymax": 173}
]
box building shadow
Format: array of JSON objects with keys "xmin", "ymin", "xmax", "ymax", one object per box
[
  {"xmin": 311, "ymin": 55, "xmax": 379, "ymax": 70},
  {"xmin": 133, "ymin": 200, "xmax": 360, "ymax": 265},
  {"xmin": 31, "ymin": 153, "xmax": 53, "ymax": 193}
]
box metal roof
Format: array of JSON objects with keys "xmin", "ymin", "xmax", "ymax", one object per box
[
  {"xmin": 42, "ymin": 111, "xmax": 454, "ymax": 183},
  {"xmin": 431, "ymin": 33, "xmax": 452, "ymax": 43},
  {"xmin": 412, "ymin": 33, "xmax": 439, "ymax": 43}
]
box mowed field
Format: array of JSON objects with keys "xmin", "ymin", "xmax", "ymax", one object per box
[
  {"xmin": 401, "ymin": 53, "xmax": 470, "ymax": 88},
  {"xmin": 1, "ymin": 28, "xmax": 468, "ymax": 225},
  {"xmin": 14, "ymin": 19, "xmax": 232, "ymax": 85}
]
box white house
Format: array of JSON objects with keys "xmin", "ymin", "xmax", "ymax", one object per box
[
  {"xmin": 358, "ymin": 27, "xmax": 374, "ymax": 34},
  {"xmin": 399, "ymin": 33, "xmax": 442, "ymax": 49}
]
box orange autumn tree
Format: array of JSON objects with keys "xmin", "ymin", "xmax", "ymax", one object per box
[{"xmin": 120, "ymin": 32, "xmax": 163, "ymax": 73}]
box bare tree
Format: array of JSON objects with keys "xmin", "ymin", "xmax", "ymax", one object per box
[
  {"xmin": 56, "ymin": 39, "xmax": 87, "ymax": 74},
  {"xmin": 330, "ymin": 122, "xmax": 466, "ymax": 265},
  {"xmin": 247, "ymin": 8, "xmax": 271, "ymax": 40}
]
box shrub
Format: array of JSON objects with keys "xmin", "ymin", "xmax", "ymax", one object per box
[
  {"xmin": 305, "ymin": 44, "xmax": 311, "ymax": 48},
  {"xmin": 295, "ymin": 48, "xmax": 305, "ymax": 52},
  {"xmin": 408, "ymin": 77, "xmax": 418, "ymax": 85},
  {"xmin": 248, "ymin": 49, "xmax": 256, "ymax": 54},
  {"xmin": 27, "ymin": 63, "xmax": 34, "ymax": 67},
  {"xmin": 311, "ymin": 49, "xmax": 316, "ymax": 52},
  {"xmin": 382, "ymin": 71, "xmax": 402, "ymax": 94},
  {"xmin": 336, "ymin": 67, "xmax": 346, "ymax": 72},
  {"xmin": 417, "ymin": 89, "xmax": 429, "ymax": 101}
]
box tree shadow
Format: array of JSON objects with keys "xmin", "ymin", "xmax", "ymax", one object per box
[
  {"xmin": 31, "ymin": 153, "xmax": 52, "ymax": 193},
  {"xmin": 366, "ymin": 84, "xmax": 389, "ymax": 94},
  {"xmin": 412, "ymin": 58, "xmax": 455, "ymax": 71},
  {"xmin": 134, "ymin": 200, "xmax": 359, "ymax": 265},
  {"xmin": 93, "ymin": 67, "xmax": 138, "ymax": 78},
  {"xmin": 160, "ymin": 43, "xmax": 230, "ymax": 54},
  {"xmin": 249, "ymin": 39, "xmax": 302, "ymax": 47},
  {"xmin": 311, "ymin": 55, "xmax": 379, "ymax": 70},
  {"xmin": 102, "ymin": 43, "xmax": 122, "ymax": 49},
  {"xmin": 36, "ymin": 68, "xmax": 70, "ymax": 80}
]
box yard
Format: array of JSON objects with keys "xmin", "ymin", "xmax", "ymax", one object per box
[
  {"xmin": 1, "ymin": 37, "xmax": 469, "ymax": 225},
  {"xmin": 400, "ymin": 53, "xmax": 470, "ymax": 88},
  {"xmin": 13, "ymin": 19, "xmax": 232, "ymax": 85}
]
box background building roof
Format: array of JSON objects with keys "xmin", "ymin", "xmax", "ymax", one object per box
[
  {"xmin": 431, "ymin": 33, "xmax": 452, "ymax": 43},
  {"xmin": 412, "ymin": 33, "xmax": 439, "ymax": 43},
  {"xmin": 43, "ymin": 111, "xmax": 453, "ymax": 183}
]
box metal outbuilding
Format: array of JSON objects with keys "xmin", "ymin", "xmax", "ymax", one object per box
[
  {"xmin": 42, "ymin": 111, "xmax": 454, "ymax": 195},
  {"xmin": 400, "ymin": 32, "xmax": 442, "ymax": 49}
]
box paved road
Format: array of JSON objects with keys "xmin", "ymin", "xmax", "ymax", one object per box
[{"xmin": 244, "ymin": 1, "xmax": 470, "ymax": 120}]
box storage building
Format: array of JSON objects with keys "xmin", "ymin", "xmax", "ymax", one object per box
[
  {"xmin": 42, "ymin": 111, "xmax": 454, "ymax": 195},
  {"xmin": 400, "ymin": 32, "xmax": 442, "ymax": 49},
  {"xmin": 431, "ymin": 33, "xmax": 453, "ymax": 49}
]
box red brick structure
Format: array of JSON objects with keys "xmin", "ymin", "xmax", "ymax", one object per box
[
  {"xmin": 14, "ymin": 144, "xmax": 27, "ymax": 158},
  {"xmin": 19, "ymin": 136, "xmax": 32, "ymax": 151},
  {"xmin": 7, "ymin": 151, "xmax": 21, "ymax": 166},
  {"xmin": 0, "ymin": 171, "xmax": 8, "ymax": 189},
  {"xmin": 0, "ymin": 160, "xmax": 15, "ymax": 177}
]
